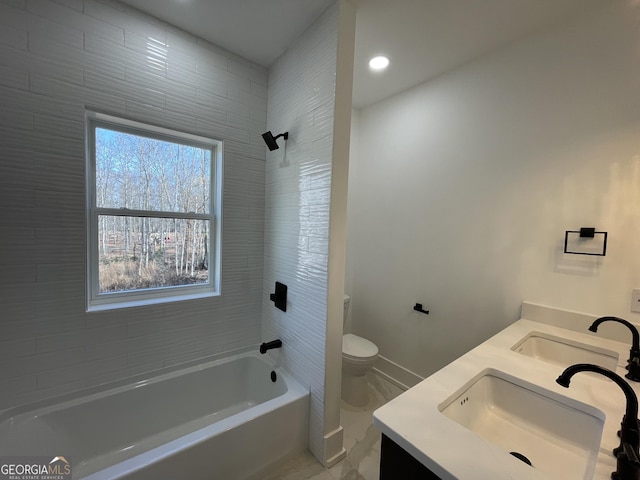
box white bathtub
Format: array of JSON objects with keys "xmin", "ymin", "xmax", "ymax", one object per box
[{"xmin": 0, "ymin": 351, "xmax": 309, "ymax": 480}]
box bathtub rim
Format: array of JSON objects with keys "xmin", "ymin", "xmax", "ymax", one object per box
[{"xmin": 0, "ymin": 345, "xmax": 305, "ymax": 423}]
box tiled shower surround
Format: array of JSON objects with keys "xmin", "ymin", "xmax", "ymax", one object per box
[
  {"xmin": 263, "ymin": 3, "xmax": 340, "ymax": 462},
  {"xmin": 0, "ymin": 0, "xmax": 270, "ymax": 409}
]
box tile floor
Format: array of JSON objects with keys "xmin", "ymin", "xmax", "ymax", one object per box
[{"xmin": 262, "ymin": 372, "xmax": 404, "ymax": 480}]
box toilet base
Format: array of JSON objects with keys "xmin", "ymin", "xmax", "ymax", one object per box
[{"xmin": 341, "ymin": 372, "xmax": 369, "ymax": 407}]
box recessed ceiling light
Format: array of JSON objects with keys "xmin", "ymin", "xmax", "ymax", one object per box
[{"xmin": 368, "ymin": 55, "xmax": 389, "ymax": 72}]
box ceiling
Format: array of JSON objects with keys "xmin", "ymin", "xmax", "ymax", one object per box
[{"xmin": 119, "ymin": 0, "xmax": 606, "ymax": 109}]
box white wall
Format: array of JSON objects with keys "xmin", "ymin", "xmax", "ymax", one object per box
[
  {"xmin": 347, "ymin": 0, "xmax": 640, "ymax": 382},
  {"xmin": 0, "ymin": 0, "xmax": 268, "ymax": 410},
  {"xmin": 262, "ymin": 0, "xmax": 355, "ymax": 466}
]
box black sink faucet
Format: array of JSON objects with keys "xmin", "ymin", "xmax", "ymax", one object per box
[
  {"xmin": 589, "ymin": 316, "xmax": 640, "ymax": 382},
  {"xmin": 557, "ymin": 363, "xmax": 640, "ymax": 480},
  {"xmin": 259, "ymin": 339, "xmax": 282, "ymax": 354}
]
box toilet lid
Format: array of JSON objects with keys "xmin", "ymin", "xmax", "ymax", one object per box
[{"xmin": 343, "ymin": 333, "xmax": 378, "ymax": 358}]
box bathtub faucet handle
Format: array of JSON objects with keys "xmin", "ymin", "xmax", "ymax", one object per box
[{"xmin": 260, "ymin": 339, "xmax": 283, "ymax": 354}]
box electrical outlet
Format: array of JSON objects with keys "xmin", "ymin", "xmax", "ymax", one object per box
[{"xmin": 632, "ymin": 289, "xmax": 640, "ymax": 313}]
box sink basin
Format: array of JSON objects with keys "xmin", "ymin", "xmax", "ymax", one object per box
[
  {"xmin": 439, "ymin": 369, "xmax": 604, "ymax": 480},
  {"xmin": 512, "ymin": 331, "xmax": 619, "ymax": 370}
]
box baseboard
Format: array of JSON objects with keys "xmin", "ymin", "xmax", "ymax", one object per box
[
  {"xmin": 323, "ymin": 426, "xmax": 347, "ymax": 467},
  {"xmin": 373, "ymin": 355, "xmax": 424, "ymax": 391}
]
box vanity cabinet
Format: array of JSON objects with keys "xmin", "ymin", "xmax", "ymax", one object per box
[{"xmin": 380, "ymin": 434, "xmax": 441, "ymax": 479}]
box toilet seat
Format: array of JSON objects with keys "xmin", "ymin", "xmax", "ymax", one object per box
[{"xmin": 342, "ymin": 333, "xmax": 378, "ymax": 360}]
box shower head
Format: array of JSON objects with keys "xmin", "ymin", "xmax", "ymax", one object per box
[{"xmin": 262, "ymin": 130, "xmax": 289, "ymax": 151}]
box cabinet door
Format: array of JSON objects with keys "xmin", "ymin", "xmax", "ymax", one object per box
[{"xmin": 380, "ymin": 434, "xmax": 442, "ymax": 480}]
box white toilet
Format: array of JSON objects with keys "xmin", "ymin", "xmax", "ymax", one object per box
[{"xmin": 342, "ymin": 295, "xmax": 379, "ymax": 406}]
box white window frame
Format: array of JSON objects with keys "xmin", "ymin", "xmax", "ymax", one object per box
[{"xmin": 85, "ymin": 111, "xmax": 223, "ymax": 311}]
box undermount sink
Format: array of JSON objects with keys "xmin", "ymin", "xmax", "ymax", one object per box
[
  {"xmin": 512, "ymin": 331, "xmax": 619, "ymax": 370},
  {"xmin": 439, "ymin": 369, "xmax": 605, "ymax": 480}
]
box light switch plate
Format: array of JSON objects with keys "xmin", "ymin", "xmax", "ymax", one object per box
[{"xmin": 632, "ymin": 289, "xmax": 640, "ymax": 313}]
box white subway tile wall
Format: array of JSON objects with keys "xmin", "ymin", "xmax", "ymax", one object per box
[
  {"xmin": 0, "ymin": 0, "xmax": 268, "ymax": 410},
  {"xmin": 263, "ymin": 2, "xmax": 338, "ymax": 462}
]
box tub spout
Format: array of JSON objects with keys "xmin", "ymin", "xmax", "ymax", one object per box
[
  {"xmin": 557, "ymin": 363, "xmax": 640, "ymax": 480},
  {"xmin": 260, "ymin": 339, "xmax": 282, "ymax": 354},
  {"xmin": 589, "ymin": 316, "xmax": 640, "ymax": 382}
]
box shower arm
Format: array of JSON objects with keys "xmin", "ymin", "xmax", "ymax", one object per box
[{"xmin": 273, "ymin": 132, "xmax": 288, "ymax": 141}]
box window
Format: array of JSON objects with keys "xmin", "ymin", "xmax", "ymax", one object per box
[{"xmin": 86, "ymin": 112, "xmax": 222, "ymax": 310}]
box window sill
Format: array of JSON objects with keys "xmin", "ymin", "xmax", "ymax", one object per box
[{"xmin": 87, "ymin": 291, "xmax": 218, "ymax": 312}]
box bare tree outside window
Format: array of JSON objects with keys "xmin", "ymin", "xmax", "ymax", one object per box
[{"xmin": 87, "ymin": 113, "xmax": 220, "ymax": 309}]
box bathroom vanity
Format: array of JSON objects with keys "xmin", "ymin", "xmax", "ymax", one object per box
[
  {"xmin": 373, "ymin": 302, "xmax": 640, "ymax": 480},
  {"xmin": 379, "ymin": 434, "xmax": 440, "ymax": 479}
]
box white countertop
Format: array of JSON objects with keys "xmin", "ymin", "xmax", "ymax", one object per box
[{"xmin": 373, "ymin": 309, "xmax": 640, "ymax": 480}]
